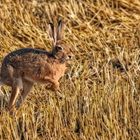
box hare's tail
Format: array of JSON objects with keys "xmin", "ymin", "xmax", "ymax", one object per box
[{"xmin": 0, "ymin": 63, "xmax": 14, "ymax": 81}]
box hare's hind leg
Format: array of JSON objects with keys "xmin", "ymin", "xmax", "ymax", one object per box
[
  {"xmin": 0, "ymin": 80, "xmax": 4, "ymax": 94},
  {"xmin": 17, "ymin": 79, "xmax": 33, "ymax": 109},
  {"xmin": 8, "ymin": 77, "xmax": 23, "ymax": 111},
  {"xmin": 0, "ymin": 80, "xmax": 5, "ymax": 106}
]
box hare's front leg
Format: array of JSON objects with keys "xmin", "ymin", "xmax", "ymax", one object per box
[
  {"xmin": 44, "ymin": 76, "xmax": 60, "ymax": 91},
  {"xmin": 46, "ymin": 80, "xmax": 60, "ymax": 91},
  {"xmin": 51, "ymin": 81, "xmax": 60, "ymax": 91}
]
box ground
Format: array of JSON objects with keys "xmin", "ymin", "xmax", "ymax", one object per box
[{"xmin": 0, "ymin": 0, "xmax": 140, "ymax": 140}]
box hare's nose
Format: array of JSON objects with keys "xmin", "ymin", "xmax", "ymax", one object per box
[
  {"xmin": 68, "ymin": 55, "xmax": 72, "ymax": 59},
  {"xmin": 68, "ymin": 53, "xmax": 74, "ymax": 59}
]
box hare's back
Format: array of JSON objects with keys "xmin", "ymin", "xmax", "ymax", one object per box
[
  {"xmin": 2, "ymin": 48, "xmax": 51, "ymax": 64},
  {"xmin": 1, "ymin": 48, "xmax": 52, "ymax": 77},
  {"xmin": 3, "ymin": 48, "xmax": 51, "ymax": 62}
]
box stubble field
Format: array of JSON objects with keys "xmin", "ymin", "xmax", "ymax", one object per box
[{"xmin": 0, "ymin": 0, "xmax": 140, "ymax": 140}]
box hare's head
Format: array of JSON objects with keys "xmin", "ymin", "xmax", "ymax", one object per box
[{"xmin": 49, "ymin": 18, "xmax": 73, "ymax": 63}]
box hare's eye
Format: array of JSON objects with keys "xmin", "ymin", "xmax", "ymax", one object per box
[{"xmin": 56, "ymin": 46, "xmax": 63, "ymax": 51}]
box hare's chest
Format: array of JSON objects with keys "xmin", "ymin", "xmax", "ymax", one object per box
[{"xmin": 52, "ymin": 64, "xmax": 67, "ymax": 80}]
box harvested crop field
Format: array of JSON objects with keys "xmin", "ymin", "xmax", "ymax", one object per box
[{"xmin": 0, "ymin": 0, "xmax": 140, "ymax": 139}]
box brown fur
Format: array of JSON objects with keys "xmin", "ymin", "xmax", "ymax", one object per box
[{"xmin": 0, "ymin": 18, "xmax": 72, "ymax": 112}]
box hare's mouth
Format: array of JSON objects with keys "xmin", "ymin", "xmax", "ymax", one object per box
[
  {"xmin": 60, "ymin": 57, "xmax": 66, "ymax": 63},
  {"xmin": 59, "ymin": 55, "xmax": 70, "ymax": 63}
]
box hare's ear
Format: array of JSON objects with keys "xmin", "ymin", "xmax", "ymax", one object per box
[
  {"xmin": 57, "ymin": 18, "xmax": 65, "ymax": 40},
  {"xmin": 48, "ymin": 22, "xmax": 57, "ymax": 46}
]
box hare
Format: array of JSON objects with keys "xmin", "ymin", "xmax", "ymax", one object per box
[{"xmin": 0, "ymin": 18, "xmax": 72, "ymax": 112}]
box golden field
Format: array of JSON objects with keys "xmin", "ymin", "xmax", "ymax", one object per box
[{"xmin": 0, "ymin": 0, "xmax": 140, "ymax": 139}]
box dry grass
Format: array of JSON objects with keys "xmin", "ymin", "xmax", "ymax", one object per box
[{"xmin": 0, "ymin": 0, "xmax": 140, "ymax": 139}]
